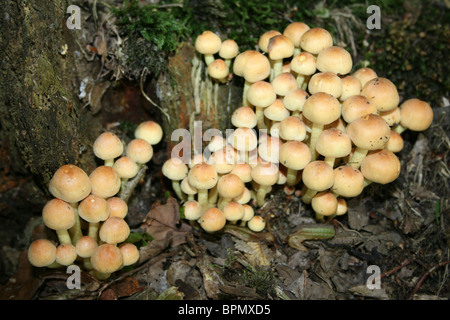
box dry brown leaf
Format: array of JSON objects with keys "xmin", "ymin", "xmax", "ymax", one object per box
[{"xmin": 234, "ymin": 240, "xmax": 271, "ymax": 267}]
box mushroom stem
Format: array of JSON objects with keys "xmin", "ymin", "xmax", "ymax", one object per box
[
  {"xmin": 286, "ymin": 168, "xmax": 298, "ymax": 187},
  {"xmin": 69, "ymin": 203, "xmax": 83, "ymax": 245},
  {"xmin": 197, "ymin": 189, "xmax": 209, "ymax": 210},
  {"xmin": 104, "ymin": 159, "xmax": 114, "ymax": 167},
  {"xmin": 272, "ymin": 59, "xmax": 283, "ymax": 80},
  {"xmin": 348, "ymin": 147, "xmax": 368, "ymax": 169},
  {"xmin": 56, "ymin": 230, "xmax": 72, "ymax": 245},
  {"xmin": 309, "ymin": 123, "xmax": 324, "ymax": 161},
  {"xmin": 255, "ymin": 106, "xmax": 267, "ymax": 130},
  {"xmin": 204, "ymin": 54, "xmax": 215, "ymax": 66},
  {"xmin": 91, "ymin": 270, "xmax": 111, "ymax": 280},
  {"xmin": 301, "ymin": 185, "xmax": 317, "ymax": 205},
  {"xmin": 393, "ymin": 124, "xmax": 407, "ymax": 134},
  {"xmin": 363, "ymin": 178, "xmax": 372, "ymax": 188},
  {"xmin": 172, "ymin": 180, "xmax": 186, "ymax": 201},
  {"xmin": 218, "ymin": 197, "xmax": 232, "ymax": 210},
  {"xmin": 242, "ymin": 80, "xmax": 251, "ymax": 106},
  {"xmin": 88, "ymin": 222, "xmax": 100, "ymax": 242},
  {"xmin": 324, "ymin": 157, "xmax": 336, "ymax": 168},
  {"xmin": 256, "ymin": 185, "xmax": 270, "ymax": 207}
]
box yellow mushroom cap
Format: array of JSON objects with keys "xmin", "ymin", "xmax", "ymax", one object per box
[
  {"xmin": 258, "ymin": 30, "xmax": 282, "ymax": 53},
  {"xmin": 385, "ymin": 130, "xmax": 404, "ymax": 153},
  {"xmin": 247, "ymin": 81, "xmax": 276, "ymax": 108},
  {"xmin": 126, "ymin": 138, "xmax": 153, "ymax": 164},
  {"xmin": 199, "ymin": 207, "xmax": 226, "ymax": 233},
  {"xmin": 302, "ymin": 160, "xmax": 335, "ymax": 192},
  {"xmin": 119, "ymin": 243, "xmax": 140, "ymax": 267},
  {"xmin": 217, "ymin": 173, "xmax": 245, "ymax": 199},
  {"xmin": 183, "ymin": 200, "xmax": 203, "ymax": 221},
  {"xmin": 307, "ymin": 72, "xmax": 343, "ymax": 98},
  {"xmin": 258, "ymin": 136, "xmax": 282, "ymax": 164},
  {"xmin": 361, "ymin": 77, "xmax": 400, "ymax": 112},
  {"xmin": 346, "ymin": 114, "xmax": 391, "ymax": 150},
  {"xmin": 341, "ymin": 95, "xmax": 378, "ymax": 124},
  {"xmin": 332, "ymin": 165, "xmax": 365, "ymax": 197},
  {"xmin": 49, "ymin": 164, "xmax": 91, "ymax": 203},
  {"xmin": 223, "ymin": 201, "xmax": 245, "ymax": 221},
  {"xmin": 228, "ymin": 127, "xmax": 258, "ymax": 152},
  {"xmin": 280, "ymin": 116, "xmax": 307, "ymax": 142},
  {"xmin": 188, "ymin": 163, "xmax": 218, "ymax": 190},
  {"xmin": 279, "ymin": 140, "xmax": 312, "ymax": 170},
  {"xmin": 299, "ymin": 27, "xmax": 333, "ymax": 55},
  {"xmin": 316, "ymin": 46, "xmax": 353, "ymax": 75},
  {"xmin": 78, "ymin": 194, "xmax": 110, "ymax": 223},
  {"xmin": 360, "ymin": 149, "xmax": 401, "ymax": 184},
  {"xmin": 134, "ymin": 120, "xmax": 163, "ymax": 145},
  {"xmin": 264, "ymin": 99, "xmax": 290, "ymax": 122},
  {"xmin": 336, "ymin": 198, "xmax": 348, "ymax": 216},
  {"xmin": 340, "ymin": 75, "xmax": 362, "ymax": 101},
  {"xmin": 311, "ymin": 192, "xmax": 338, "ymax": 216},
  {"xmin": 283, "ymin": 89, "xmax": 309, "ymax": 113},
  {"xmin": 107, "ymin": 197, "xmax": 128, "ymax": 219},
  {"xmin": 399, "ymin": 98, "xmax": 433, "ymax": 132},
  {"xmin": 241, "ymin": 204, "xmax": 255, "ymax": 222},
  {"xmin": 91, "ymin": 244, "xmax": 123, "ymax": 274},
  {"xmin": 251, "ymin": 162, "xmax": 279, "ymax": 186},
  {"xmin": 352, "ymin": 67, "xmax": 378, "ymax": 88},
  {"xmin": 113, "ymin": 156, "xmax": 139, "ymax": 179},
  {"xmin": 75, "ymin": 236, "xmax": 98, "ymax": 258},
  {"xmin": 242, "ymin": 51, "xmax": 271, "ymax": 83},
  {"xmin": 290, "ymin": 51, "xmax": 316, "ymax": 75},
  {"xmin": 283, "ymin": 22, "xmax": 310, "ymax": 47},
  {"xmin": 28, "ymin": 239, "xmax": 57, "ymax": 267},
  {"xmin": 230, "ymin": 163, "xmax": 253, "ymax": 183},
  {"xmin": 247, "ymin": 216, "xmax": 266, "ymax": 232},
  {"xmin": 268, "ymin": 35, "xmax": 295, "ymax": 60},
  {"xmin": 231, "ymin": 106, "xmax": 257, "ymax": 128},
  {"xmin": 89, "ymin": 165, "xmax": 121, "ymax": 199},
  {"xmin": 93, "ymin": 132, "xmax": 124, "ymax": 162},
  {"xmin": 56, "ymin": 244, "xmax": 77, "ymax": 266},
  {"xmin": 302, "ymin": 92, "xmax": 341, "ymax": 125},
  {"xmin": 194, "ymin": 31, "xmax": 222, "ymax": 55},
  {"xmin": 99, "ymin": 217, "xmax": 130, "ymax": 245},
  {"xmin": 162, "ymin": 157, "xmax": 188, "ymax": 181},
  {"xmin": 42, "ymin": 198, "xmax": 76, "ymax": 231},
  {"xmin": 219, "ymin": 39, "xmax": 239, "ymax": 59},
  {"xmin": 270, "ymin": 72, "xmax": 298, "ymax": 96},
  {"xmin": 208, "ymin": 58, "xmax": 229, "ymax": 79},
  {"xmin": 315, "ymin": 128, "xmax": 352, "ymax": 159}
]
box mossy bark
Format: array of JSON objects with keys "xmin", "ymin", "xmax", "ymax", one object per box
[
  {"xmin": 0, "ymin": 0, "xmax": 98, "ymax": 191},
  {"xmin": 156, "ymin": 43, "xmax": 243, "ymax": 154}
]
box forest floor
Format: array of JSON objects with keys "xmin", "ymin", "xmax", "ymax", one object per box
[{"xmin": 0, "ymin": 0, "xmax": 449, "ymax": 301}]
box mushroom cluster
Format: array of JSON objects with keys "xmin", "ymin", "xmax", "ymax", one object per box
[
  {"xmin": 28, "ymin": 121, "xmax": 163, "ymax": 279},
  {"xmin": 186, "ymin": 25, "xmax": 434, "ymax": 226}
]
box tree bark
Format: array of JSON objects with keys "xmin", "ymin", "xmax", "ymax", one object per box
[{"xmin": 0, "ymin": 0, "xmax": 99, "ymax": 191}]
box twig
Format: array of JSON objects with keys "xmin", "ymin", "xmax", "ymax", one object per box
[
  {"xmin": 408, "ymin": 260, "xmax": 450, "ymax": 299},
  {"xmin": 119, "ymin": 164, "xmax": 148, "ymax": 203},
  {"xmin": 380, "ymin": 259, "xmax": 411, "ymax": 279}
]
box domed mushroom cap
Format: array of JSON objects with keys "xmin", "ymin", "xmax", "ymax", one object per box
[
  {"xmin": 199, "ymin": 207, "xmax": 226, "ymax": 233},
  {"xmin": 302, "ymin": 161, "xmax": 335, "ymax": 192},
  {"xmin": 208, "ymin": 145, "xmax": 238, "ymax": 174},
  {"xmin": 399, "ymin": 98, "xmax": 433, "ymax": 132},
  {"xmin": 56, "ymin": 244, "xmax": 77, "ymax": 266},
  {"xmin": 341, "ymin": 95, "xmax": 378, "ymax": 124},
  {"xmin": 311, "ymin": 192, "xmax": 338, "ymax": 216},
  {"xmin": 194, "ymin": 30, "xmax": 222, "ymax": 55},
  {"xmin": 223, "ymin": 201, "xmax": 245, "ymax": 222},
  {"xmin": 361, "ymin": 77, "xmax": 399, "ymax": 112},
  {"xmin": 361, "ymin": 149, "xmax": 401, "ymax": 184},
  {"xmin": 217, "ymin": 173, "xmax": 245, "ymax": 199},
  {"xmin": 181, "ymin": 177, "xmax": 198, "ymax": 196},
  {"xmin": 283, "ymin": 89, "xmax": 309, "ymax": 113},
  {"xmin": 258, "ymin": 30, "xmax": 282, "ymax": 53},
  {"xmin": 231, "ymin": 106, "xmax": 257, "ymax": 128},
  {"xmin": 247, "ymin": 81, "xmax": 276, "ymax": 108},
  {"xmin": 352, "ymin": 67, "xmax": 378, "ymax": 88},
  {"xmin": 247, "ymin": 216, "xmax": 266, "ymax": 232},
  {"xmin": 89, "ymin": 166, "xmax": 121, "ymax": 199},
  {"xmin": 228, "ymin": 127, "xmax": 258, "ymax": 152},
  {"xmin": 42, "ymin": 198, "xmax": 76, "ymax": 231},
  {"xmin": 28, "ymin": 239, "xmax": 57, "ymax": 267},
  {"xmin": 315, "ymin": 128, "xmax": 352, "ymax": 159},
  {"xmin": 268, "ymin": 35, "xmax": 295, "ymax": 60},
  {"xmin": 264, "ymin": 99, "xmax": 290, "ymax": 122},
  {"xmin": 380, "ymin": 107, "xmax": 402, "ymax": 127},
  {"xmin": 76, "ymin": 236, "xmax": 98, "ymax": 258},
  {"xmin": 93, "ymin": 132, "xmax": 124, "ymax": 162},
  {"xmin": 233, "ymin": 50, "xmax": 256, "ymax": 77},
  {"xmin": 107, "ymin": 197, "xmax": 128, "ymax": 219},
  {"xmin": 49, "ymin": 164, "xmax": 91, "ymax": 203},
  {"xmin": 230, "ymin": 163, "xmax": 253, "ymax": 183},
  {"xmin": 99, "ymin": 217, "xmax": 130, "ymax": 245},
  {"xmin": 188, "ymin": 163, "xmax": 218, "ymax": 190},
  {"xmin": 242, "ymin": 51, "xmax": 271, "ymax": 83},
  {"xmin": 91, "ymin": 244, "xmax": 123, "ymax": 274},
  {"xmin": 290, "ymin": 51, "xmax": 316, "ymax": 75},
  {"xmin": 332, "ymin": 165, "xmax": 365, "ymax": 197},
  {"xmin": 134, "ymin": 120, "xmax": 163, "ymax": 145},
  {"xmin": 251, "ymin": 162, "xmax": 280, "ymax": 186},
  {"xmin": 280, "ymin": 116, "xmax": 307, "ymax": 141},
  {"xmin": 316, "ymin": 46, "xmax": 353, "ymax": 75},
  {"xmin": 241, "ymin": 204, "xmax": 255, "ymax": 222},
  {"xmin": 126, "ymin": 138, "xmax": 153, "ymax": 164},
  {"xmin": 219, "ymin": 39, "xmax": 239, "ymax": 60},
  {"xmin": 279, "ymin": 140, "xmax": 311, "ymax": 170},
  {"xmin": 340, "ymin": 75, "xmax": 362, "ymax": 101},
  {"xmin": 385, "ymin": 130, "xmax": 404, "ymax": 153},
  {"xmin": 271, "ymin": 73, "xmax": 298, "ymax": 96},
  {"xmin": 346, "ymin": 114, "xmax": 391, "ymax": 150},
  {"xmin": 300, "ymin": 27, "xmax": 333, "ymax": 55},
  {"xmin": 119, "ymin": 243, "xmax": 140, "ymax": 267},
  {"xmin": 78, "ymin": 194, "xmax": 110, "ymax": 223},
  {"xmin": 283, "ymin": 22, "xmax": 310, "ymax": 48},
  {"xmin": 307, "ymin": 72, "xmax": 343, "ymax": 98},
  {"xmin": 113, "ymin": 156, "xmax": 139, "ymax": 179},
  {"xmin": 302, "ymin": 92, "xmax": 341, "ymax": 125},
  {"xmin": 208, "ymin": 58, "xmax": 229, "ymax": 79},
  {"xmin": 182, "ymin": 200, "xmax": 203, "ymax": 221},
  {"xmin": 162, "ymin": 157, "xmax": 188, "ymax": 181},
  {"xmin": 258, "ymin": 136, "xmax": 282, "ymax": 164}
]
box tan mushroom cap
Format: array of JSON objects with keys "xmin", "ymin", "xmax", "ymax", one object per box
[
  {"xmin": 188, "ymin": 163, "xmax": 218, "ymax": 190},
  {"xmin": 234, "ymin": 187, "xmax": 251, "ymax": 204},
  {"xmin": 280, "ymin": 116, "xmax": 307, "ymax": 141},
  {"xmin": 219, "ymin": 39, "xmax": 239, "ymax": 60},
  {"xmin": 380, "ymin": 107, "xmax": 402, "ymax": 127},
  {"xmin": 126, "ymin": 138, "xmax": 153, "ymax": 164},
  {"xmin": 28, "ymin": 239, "xmax": 57, "ymax": 267},
  {"xmin": 300, "ymin": 27, "xmax": 333, "ymax": 55},
  {"xmin": 208, "ymin": 148, "xmax": 236, "ymax": 175},
  {"xmin": 251, "ymin": 162, "xmax": 280, "ymax": 186},
  {"xmin": 134, "ymin": 120, "xmax": 163, "ymax": 145},
  {"xmin": 208, "ymin": 58, "xmax": 229, "ymax": 79},
  {"xmin": 361, "ymin": 77, "xmax": 400, "ymax": 112},
  {"xmin": 206, "ymin": 135, "xmax": 227, "ymax": 153},
  {"xmin": 302, "ymin": 161, "xmax": 335, "ymax": 192},
  {"xmin": 258, "ymin": 136, "xmax": 282, "ymax": 164},
  {"xmin": 217, "ymin": 173, "xmax": 245, "ymax": 199},
  {"xmin": 199, "ymin": 207, "xmax": 226, "ymax": 233},
  {"xmin": 264, "ymin": 99, "xmax": 290, "ymax": 122},
  {"xmin": 91, "ymin": 244, "xmax": 123, "ymax": 274},
  {"xmin": 268, "ymin": 35, "xmax": 295, "ymax": 60},
  {"xmin": 283, "ymin": 89, "xmax": 309, "ymax": 113},
  {"xmin": 283, "ymin": 22, "xmax": 310, "ymax": 48},
  {"xmin": 107, "ymin": 197, "xmax": 128, "ymax": 219},
  {"xmin": 242, "ymin": 51, "xmax": 271, "ymax": 83},
  {"xmin": 360, "ymin": 149, "xmax": 401, "ymax": 184},
  {"xmin": 247, "ymin": 216, "xmax": 266, "ymax": 232},
  {"xmin": 346, "ymin": 114, "xmax": 391, "ymax": 150},
  {"xmin": 78, "ymin": 194, "xmax": 110, "ymax": 223},
  {"xmin": 162, "ymin": 157, "xmax": 189, "ymax": 181},
  {"xmin": 182, "ymin": 200, "xmax": 203, "ymax": 221},
  {"xmin": 352, "ymin": 67, "xmax": 378, "ymax": 88},
  {"xmin": 42, "ymin": 198, "xmax": 76, "ymax": 231},
  {"xmin": 336, "ymin": 198, "xmax": 348, "ymax": 216},
  {"xmin": 93, "ymin": 132, "xmax": 124, "ymax": 162},
  {"xmin": 315, "ymin": 128, "xmax": 352, "ymax": 159},
  {"xmin": 181, "ymin": 177, "xmax": 198, "ymax": 197},
  {"xmin": 113, "ymin": 156, "xmax": 139, "ymax": 179},
  {"xmin": 230, "ymin": 163, "xmax": 253, "ymax": 183},
  {"xmin": 223, "ymin": 201, "xmax": 245, "ymax": 221},
  {"xmin": 241, "ymin": 204, "xmax": 255, "ymax": 222},
  {"xmin": 316, "ymin": 46, "xmax": 353, "ymax": 75},
  {"xmin": 341, "ymin": 95, "xmax": 378, "ymax": 123},
  {"xmin": 194, "ymin": 30, "xmax": 222, "ymax": 55},
  {"xmin": 119, "ymin": 243, "xmax": 140, "ymax": 266},
  {"xmin": 49, "ymin": 164, "xmax": 91, "ymax": 203},
  {"xmin": 89, "ymin": 165, "xmax": 121, "ymax": 199},
  {"xmin": 385, "ymin": 130, "xmax": 404, "ymax": 153},
  {"xmin": 302, "ymin": 92, "xmax": 341, "ymax": 125},
  {"xmin": 75, "ymin": 236, "xmax": 98, "ymax": 258},
  {"xmin": 56, "ymin": 244, "xmax": 77, "ymax": 266},
  {"xmin": 233, "ymin": 50, "xmax": 256, "ymax": 77},
  {"xmin": 311, "ymin": 191, "xmax": 338, "ymax": 216},
  {"xmin": 228, "ymin": 127, "xmax": 258, "ymax": 152},
  {"xmin": 258, "ymin": 30, "xmax": 282, "ymax": 53},
  {"xmin": 247, "ymin": 81, "xmax": 276, "ymax": 108},
  {"xmin": 279, "ymin": 140, "xmax": 311, "ymax": 170},
  {"xmin": 271, "ymin": 72, "xmax": 298, "ymax": 96},
  {"xmin": 332, "ymin": 165, "xmax": 365, "ymax": 197},
  {"xmin": 231, "ymin": 106, "xmax": 257, "ymax": 128},
  {"xmin": 399, "ymin": 98, "xmax": 433, "ymax": 132},
  {"xmin": 339, "ymin": 75, "xmax": 362, "ymax": 101},
  {"xmin": 307, "ymin": 72, "xmax": 343, "ymax": 98},
  {"xmin": 290, "ymin": 52, "xmax": 317, "ymax": 75},
  {"xmin": 99, "ymin": 217, "xmax": 130, "ymax": 245}
]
